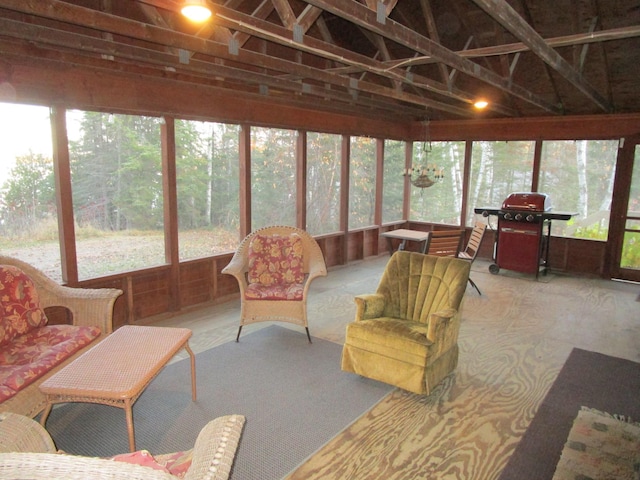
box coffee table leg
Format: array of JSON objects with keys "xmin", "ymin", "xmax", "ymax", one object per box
[
  {"xmin": 39, "ymin": 403, "xmax": 53, "ymax": 426},
  {"xmin": 124, "ymin": 399, "xmax": 136, "ymax": 452},
  {"xmin": 185, "ymin": 342, "xmax": 197, "ymax": 401}
]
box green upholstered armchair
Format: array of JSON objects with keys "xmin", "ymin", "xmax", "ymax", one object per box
[{"xmin": 341, "ymin": 252, "xmax": 471, "ymax": 395}]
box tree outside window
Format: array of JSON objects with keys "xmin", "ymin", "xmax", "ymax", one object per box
[
  {"xmin": 250, "ymin": 127, "xmax": 297, "ymax": 230},
  {"xmin": 466, "ymin": 141, "xmax": 535, "ymax": 225},
  {"xmin": 382, "ymin": 140, "xmax": 404, "ymax": 224},
  {"xmin": 306, "ymin": 132, "xmax": 341, "ymax": 235},
  {"xmin": 0, "ymin": 103, "xmax": 60, "ymax": 280},
  {"xmin": 411, "ymin": 141, "xmax": 465, "ymax": 225},
  {"xmin": 349, "ymin": 136, "xmax": 376, "ymax": 229},
  {"xmin": 175, "ymin": 120, "xmax": 239, "ymax": 260},
  {"xmin": 539, "ymin": 140, "xmax": 617, "ymax": 239},
  {"xmin": 68, "ymin": 110, "xmax": 165, "ymax": 279}
]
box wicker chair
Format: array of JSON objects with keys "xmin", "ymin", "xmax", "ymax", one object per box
[
  {"xmin": 0, "ymin": 255, "xmax": 122, "ymax": 418},
  {"xmin": 0, "ymin": 412, "xmax": 245, "ymax": 480},
  {"xmin": 222, "ymin": 226, "xmax": 327, "ymax": 343},
  {"xmin": 341, "ymin": 252, "xmax": 470, "ymax": 395}
]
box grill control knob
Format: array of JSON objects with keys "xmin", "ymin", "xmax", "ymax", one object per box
[
  {"xmin": 526, "ymin": 214, "xmax": 535, "ymax": 222},
  {"xmin": 515, "ymin": 213, "xmax": 523, "ymax": 221},
  {"xmin": 503, "ymin": 212, "xmax": 512, "ymax": 220},
  {"xmin": 482, "ymin": 210, "xmax": 489, "ymax": 217}
]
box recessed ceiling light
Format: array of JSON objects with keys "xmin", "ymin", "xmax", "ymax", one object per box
[{"xmin": 181, "ymin": 0, "xmax": 212, "ymax": 22}]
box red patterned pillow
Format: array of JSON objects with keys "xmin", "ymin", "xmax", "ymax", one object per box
[
  {"xmin": 0, "ymin": 265, "xmax": 48, "ymax": 347},
  {"xmin": 247, "ymin": 233, "xmax": 304, "ymax": 286}
]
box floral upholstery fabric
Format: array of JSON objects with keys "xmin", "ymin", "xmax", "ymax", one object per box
[
  {"xmin": 110, "ymin": 450, "xmax": 171, "ymax": 474},
  {"xmin": 155, "ymin": 449, "xmax": 193, "ymax": 478},
  {"xmin": 0, "ymin": 265, "xmax": 48, "ymax": 347},
  {"xmin": 0, "ymin": 324, "xmax": 101, "ymax": 403},
  {"xmin": 111, "ymin": 449, "xmax": 193, "ymax": 478},
  {"xmin": 247, "ymin": 234, "xmax": 304, "ymax": 286},
  {"xmin": 245, "ymin": 282, "xmax": 304, "ymax": 301}
]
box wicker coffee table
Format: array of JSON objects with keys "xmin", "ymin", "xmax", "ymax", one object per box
[{"xmin": 39, "ymin": 325, "xmax": 196, "ymax": 452}]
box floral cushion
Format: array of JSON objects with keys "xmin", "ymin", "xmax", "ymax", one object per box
[
  {"xmin": 0, "ymin": 324, "xmax": 101, "ymax": 403},
  {"xmin": 155, "ymin": 449, "xmax": 193, "ymax": 478},
  {"xmin": 245, "ymin": 282, "xmax": 304, "ymax": 301},
  {"xmin": 112, "ymin": 449, "xmax": 193, "ymax": 478},
  {"xmin": 0, "ymin": 265, "xmax": 48, "ymax": 347},
  {"xmin": 247, "ymin": 234, "xmax": 304, "ymax": 286}
]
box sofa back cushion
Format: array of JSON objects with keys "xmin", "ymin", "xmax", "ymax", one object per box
[
  {"xmin": 247, "ymin": 233, "xmax": 304, "ymax": 286},
  {"xmin": 0, "ymin": 265, "xmax": 48, "ymax": 347}
]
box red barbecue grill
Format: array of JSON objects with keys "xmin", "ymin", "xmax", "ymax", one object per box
[{"xmin": 474, "ymin": 193, "xmax": 576, "ymax": 277}]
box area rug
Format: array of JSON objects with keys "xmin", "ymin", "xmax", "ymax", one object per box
[
  {"xmin": 552, "ymin": 406, "xmax": 640, "ymax": 480},
  {"xmin": 40, "ymin": 325, "xmax": 394, "ymax": 480},
  {"xmin": 499, "ymin": 348, "xmax": 640, "ymax": 480}
]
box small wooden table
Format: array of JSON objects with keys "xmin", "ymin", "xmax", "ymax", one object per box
[
  {"xmin": 39, "ymin": 325, "xmax": 196, "ymax": 452},
  {"xmin": 380, "ymin": 229, "xmax": 431, "ymax": 255}
]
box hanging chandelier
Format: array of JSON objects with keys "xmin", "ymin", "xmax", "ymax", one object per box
[
  {"xmin": 403, "ymin": 121, "xmax": 444, "ymax": 189},
  {"xmin": 404, "ymin": 164, "xmax": 444, "ymax": 188}
]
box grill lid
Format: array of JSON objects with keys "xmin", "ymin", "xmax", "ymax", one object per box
[{"xmin": 502, "ymin": 192, "xmax": 551, "ymax": 212}]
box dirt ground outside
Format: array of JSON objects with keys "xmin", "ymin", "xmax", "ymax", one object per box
[{"xmin": 2, "ymin": 229, "xmax": 237, "ymax": 283}]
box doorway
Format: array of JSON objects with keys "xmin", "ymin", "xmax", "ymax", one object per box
[{"xmin": 608, "ymin": 136, "xmax": 640, "ymax": 282}]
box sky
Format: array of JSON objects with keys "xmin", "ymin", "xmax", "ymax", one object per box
[
  {"xmin": 0, "ymin": 103, "xmax": 53, "ymax": 185},
  {"xmin": 0, "ymin": 103, "xmax": 84, "ymax": 186}
]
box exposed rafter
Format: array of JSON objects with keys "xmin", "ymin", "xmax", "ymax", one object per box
[
  {"xmin": 470, "ymin": 0, "xmax": 613, "ymax": 112},
  {"xmin": 0, "ymin": 0, "xmax": 637, "ymax": 121},
  {"xmin": 302, "ymin": 0, "xmax": 563, "ymax": 114}
]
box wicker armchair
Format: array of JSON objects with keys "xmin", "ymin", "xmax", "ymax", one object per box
[
  {"xmin": 0, "ymin": 412, "xmax": 245, "ymax": 480},
  {"xmin": 222, "ymin": 226, "xmax": 327, "ymax": 343},
  {"xmin": 0, "ymin": 255, "xmax": 122, "ymax": 418},
  {"xmin": 341, "ymin": 252, "xmax": 470, "ymax": 395}
]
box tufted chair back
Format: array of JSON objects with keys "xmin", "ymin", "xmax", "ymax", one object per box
[
  {"xmin": 342, "ymin": 251, "xmax": 470, "ymax": 394},
  {"xmin": 377, "ymin": 251, "xmax": 470, "ymax": 324}
]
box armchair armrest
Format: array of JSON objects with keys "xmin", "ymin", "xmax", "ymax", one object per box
[
  {"xmin": 0, "ymin": 255, "xmax": 122, "ymax": 335},
  {"xmin": 426, "ymin": 308, "xmax": 457, "ymax": 344},
  {"xmin": 184, "ymin": 414, "xmax": 245, "ymax": 480},
  {"xmin": 0, "ymin": 453, "xmax": 177, "ymax": 480},
  {"xmin": 307, "ymin": 260, "xmax": 328, "ymax": 282},
  {"xmin": 354, "ymin": 293, "xmax": 386, "ymax": 320},
  {"xmin": 0, "ymin": 413, "xmax": 56, "ymax": 454},
  {"xmin": 221, "ymin": 253, "xmax": 247, "ymax": 279},
  {"xmin": 49, "ymin": 286, "xmax": 122, "ymax": 335}
]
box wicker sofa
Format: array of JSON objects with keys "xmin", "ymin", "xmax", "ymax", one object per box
[
  {"xmin": 0, "ymin": 412, "xmax": 245, "ymax": 480},
  {"xmin": 0, "ymin": 256, "xmax": 122, "ymax": 418}
]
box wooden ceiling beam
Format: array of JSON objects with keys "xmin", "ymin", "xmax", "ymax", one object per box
[
  {"xmin": 297, "ymin": 4, "xmax": 323, "ymax": 32},
  {"xmin": 419, "ymin": 0, "xmax": 449, "ymax": 87},
  {"xmin": 0, "ymin": 17, "xmax": 426, "ymax": 119},
  {"xmin": 470, "ymin": 0, "xmax": 612, "ymax": 112},
  {"xmin": 233, "ymin": 0, "xmax": 275, "ymax": 48},
  {"xmin": 140, "ymin": 0, "xmax": 476, "ymax": 115},
  {"xmin": 0, "ymin": 0, "xmax": 469, "ymax": 117},
  {"xmin": 336, "ymin": 24, "xmax": 640, "ymax": 72},
  {"xmin": 302, "ymin": 0, "xmax": 562, "ymax": 114},
  {"xmin": 209, "ymin": 4, "xmax": 476, "ymax": 116},
  {"xmin": 0, "ymin": 38, "xmax": 421, "ymax": 123},
  {"xmin": 174, "ymin": 1, "xmax": 521, "ymax": 116},
  {"xmin": 271, "ymin": 0, "xmax": 296, "ymax": 29}
]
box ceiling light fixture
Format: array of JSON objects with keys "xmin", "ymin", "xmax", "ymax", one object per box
[
  {"xmin": 474, "ymin": 99, "xmax": 489, "ymax": 110},
  {"xmin": 181, "ymin": 0, "xmax": 212, "ymax": 22}
]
